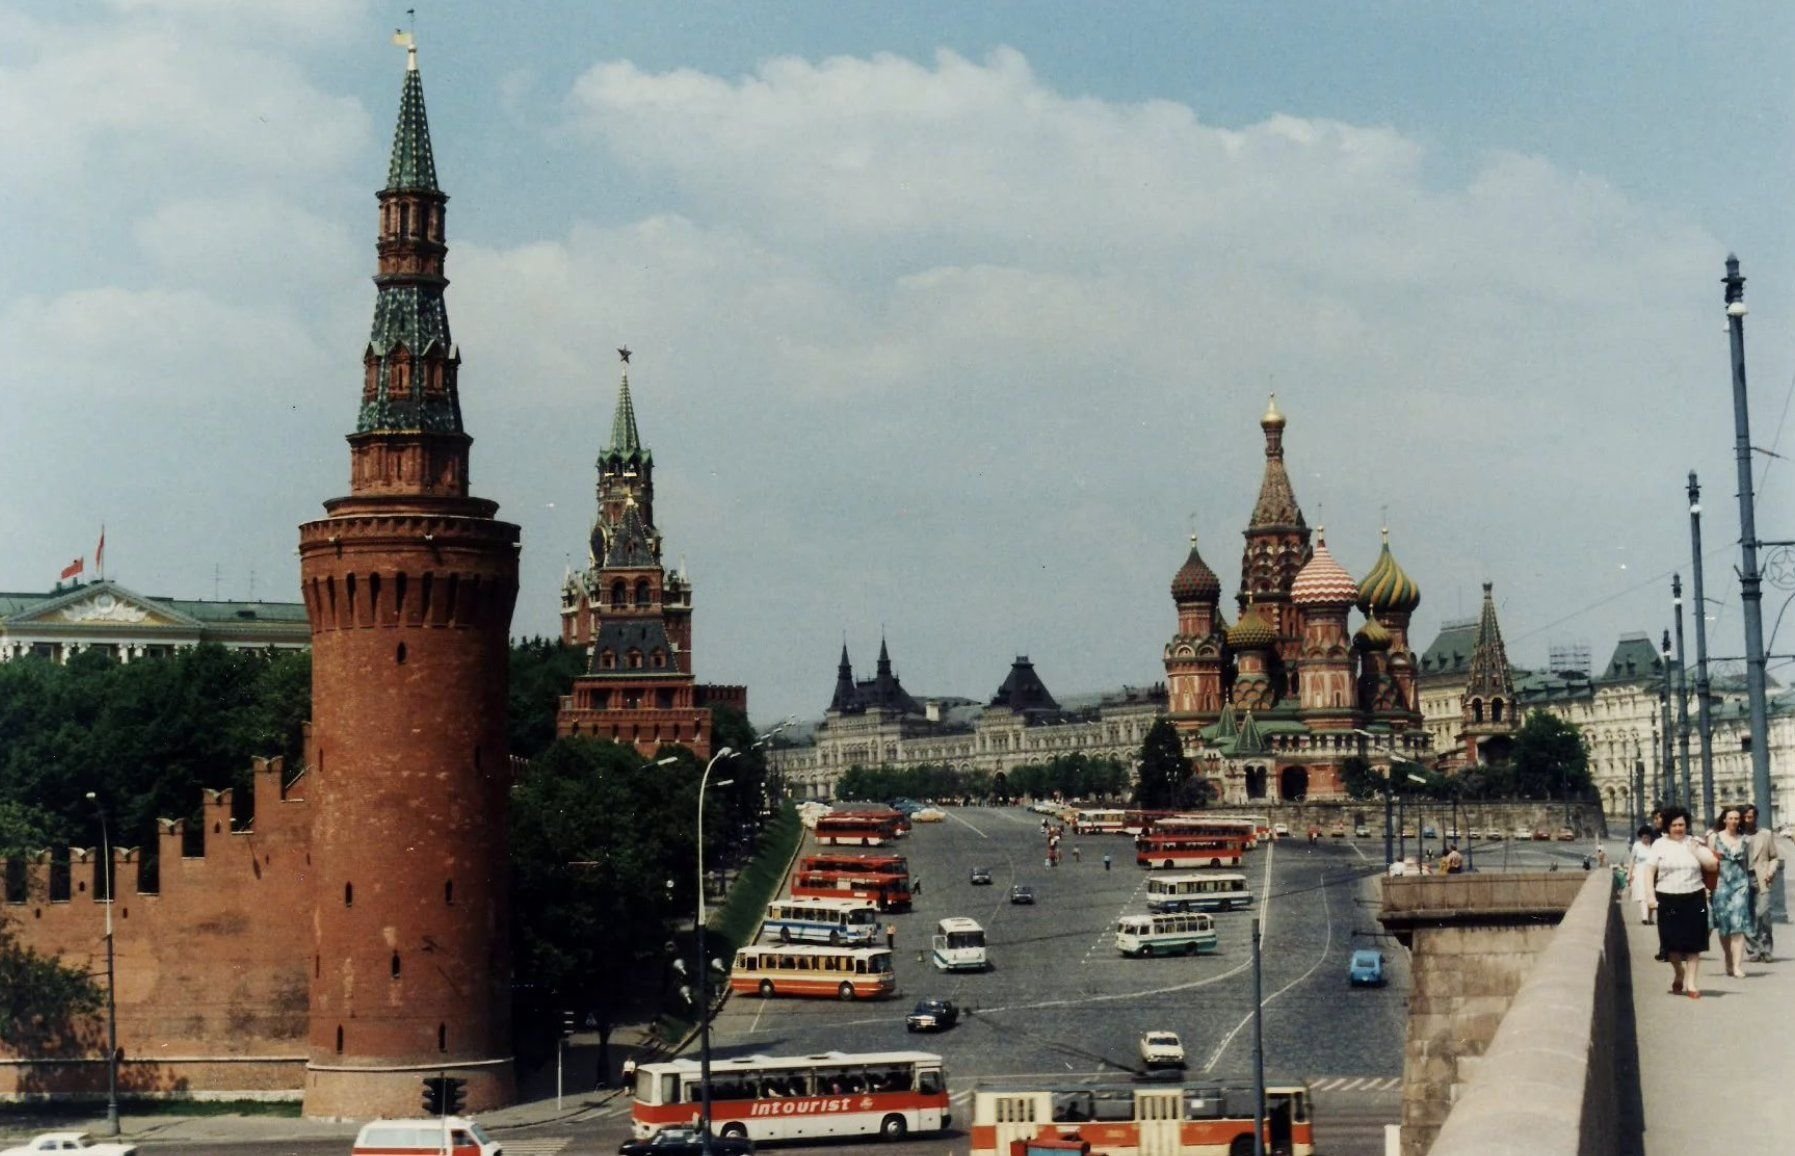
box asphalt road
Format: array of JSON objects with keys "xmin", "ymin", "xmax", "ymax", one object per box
[{"xmin": 124, "ymin": 813, "xmax": 1606, "ymax": 1155}]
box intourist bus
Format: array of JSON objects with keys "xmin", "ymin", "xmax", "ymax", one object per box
[
  {"xmin": 1115, "ymin": 912, "xmax": 1219, "ymax": 957},
  {"xmin": 762, "ymin": 897, "xmax": 881, "ymax": 945},
  {"xmin": 814, "ymin": 812, "xmax": 902, "ymax": 846},
  {"xmin": 1136, "ymin": 833, "xmax": 1246, "ymax": 870},
  {"xmin": 969, "ymin": 1083, "xmax": 1313, "ymax": 1156},
  {"xmin": 930, "ymin": 917, "xmax": 989, "ymax": 972},
  {"xmin": 631, "ymin": 1049, "xmax": 950, "ymax": 1144},
  {"xmin": 1145, "ymin": 873, "xmax": 1253, "ymax": 913},
  {"xmin": 729, "ymin": 943, "xmax": 896, "ymax": 1001},
  {"xmin": 793, "ymin": 853, "xmax": 913, "ymax": 910}
]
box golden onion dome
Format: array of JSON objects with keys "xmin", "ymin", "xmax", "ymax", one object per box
[
  {"xmin": 1261, "ymin": 392, "xmax": 1286, "ymax": 430},
  {"xmin": 1355, "ymin": 616, "xmax": 1393, "ymax": 650},
  {"xmin": 1358, "ymin": 528, "xmax": 1421, "ymax": 614},
  {"xmin": 1226, "ymin": 607, "xmax": 1278, "ymax": 649}
]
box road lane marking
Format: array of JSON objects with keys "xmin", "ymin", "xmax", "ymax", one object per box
[
  {"xmin": 947, "ymin": 810, "xmax": 992, "ymax": 838},
  {"xmin": 1201, "ymin": 865, "xmax": 1334, "ymax": 1074}
]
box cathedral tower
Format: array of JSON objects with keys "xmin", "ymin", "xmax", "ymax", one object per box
[
  {"xmin": 1290, "ymin": 529, "xmax": 1359, "ymax": 727},
  {"xmin": 1239, "ymin": 396, "xmax": 1312, "ymax": 699},
  {"xmin": 1165, "ymin": 535, "xmax": 1227, "ymax": 721},
  {"xmin": 298, "ymin": 45, "xmax": 520, "ymax": 1116},
  {"xmin": 1459, "ymin": 581, "xmax": 1519, "ymax": 765}
]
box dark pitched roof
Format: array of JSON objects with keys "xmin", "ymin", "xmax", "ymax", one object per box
[
  {"xmin": 386, "ymin": 58, "xmax": 439, "ymax": 192},
  {"xmin": 1418, "ymin": 618, "xmax": 1479, "ymax": 674},
  {"xmin": 588, "ymin": 620, "xmax": 675, "ymax": 671},
  {"xmin": 989, "ymin": 655, "xmax": 1060, "ymax": 714}
]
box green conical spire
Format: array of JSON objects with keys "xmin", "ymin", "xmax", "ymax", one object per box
[
  {"xmin": 610, "ymin": 368, "xmax": 642, "ymax": 456},
  {"xmin": 386, "ymin": 49, "xmax": 439, "ymax": 193}
]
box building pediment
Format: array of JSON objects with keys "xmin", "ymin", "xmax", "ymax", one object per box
[{"xmin": 5, "ymin": 583, "xmax": 202, "ymax": 630}]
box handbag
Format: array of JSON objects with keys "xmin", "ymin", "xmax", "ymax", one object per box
[{"xmin": 1700, "ymin": 837, "xmax": 1720, "ymax": 893}]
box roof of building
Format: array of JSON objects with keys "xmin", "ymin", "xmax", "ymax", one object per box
[
  {"xmin": 1464, "ymin": 582, "xmax": 1517, "ymax": 700},
  {"xmin": 1600, "ymin": 633, "xmax": 1668, "ymax": 682},
  {"xmin": 1418, "ymin": 618, "xmax": 1480, "ymax": 674},
  {"xmin": 1355, "ymin": 616, "xmax": 1392, "ymax": 650},
  {"xmin": 0, "ymin": 581, "xmax": 308, "ymax": 631},
  {"xmin": 602, "ymin": 360, "xmax": 651, "ymax": 468},
  {"xmin": 588, "ymin": 619, "xmax": 675, "ymax": 668},
  {"xmin": 1291, "ymin": 532, "xmax": 1359, "ymax": 606},
  {"xmin": 1248, "ymin": 395, "xmax": 1306, "ymax": 530},
  {"xmin": 1170, "ymin": 535, "xmax": 1222, "ymax": 603},
  {"xmin": 1358, "ymin": 528, "xmax": 1421, "ymax": 614},
  {"xmin": 989, "ymin": 655, "xmax": 1061, "ymax": 714},
  {"xmin": 1226, "ymin": 607, "xmax": 1278, "ymax": 649},
  {"xmin": 386, "ymin": 55, "xmax": 439, "ymax": 192}
]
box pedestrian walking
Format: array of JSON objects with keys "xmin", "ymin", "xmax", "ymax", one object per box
[
  {"xmin": 1643, "ymin": 805, "xmax": 1719, "ymax": 999},
  {"xmin": 1102, "ymin": 853, "xmax": 1112, "ymax": 871},
  {"xmin": 1743, "ymin": 805, "xmax": 1780, "ymax": 962},
  {"xmin": 1073, "ymin": 845, "xmax": 1082, "ymax": 863},
  {"xmin": 885, "ymin": 923, "xmax": 896, "ymax": 950},
  {"xmin": 1628, "ymin": 826, "xmax": 1657, "ymax": 924},
  {"xmin": 1707, "ymin": 807, "xmax": 1753, "ymax": 978}
]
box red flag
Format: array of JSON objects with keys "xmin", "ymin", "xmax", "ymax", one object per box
[
  {"xmin": 60, "ymin": 557, "xmax": 84, "ymax": 581},
  {"xmin": 95, "ymin": 527, "xmax": 105, "ymax": 574}
]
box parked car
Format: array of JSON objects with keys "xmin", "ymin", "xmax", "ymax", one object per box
[
  {"xmin": 1421, "ymin": 824, "xmax": 1437, "ymax": 839},
  {"xmin": 1348, "ymin": 949, "xmax": 1387, "ymax": 987},
  {"xmin": 1354, "ymin": 824, "xmax": 1371, "ymax": 838},
  {"xmin": 1329, "ymin": 822, "xmax": 1347, "ymax": 838},
  {"xmin": 619, "ymin": 1128, "xmax": 755, "ymax": 1155},
  {"xmin": 1138, "ymin": 1030, "xmax": 1186, "ymax": 1068},
  {"xmin": 1532, "ymin": 828, "xmax": 1551, "ymax": 841},
  {"xmin": 912, "ymin": 807, "xmax": 947, "ymax": 822},
  {"xmin": 905, "ymin": 997, "xmax": 960, "ymax": 1032},
  {"xmin": 969, "ymin": 866, "xmax": 994, "ymax": 885},
  {"xmin": 1, "ymin": 1136, "xmax": 139, "ymax": 1156},
  {"xmin": 1484, "ymin": 828, "xmax": 1505, "ymax": 841},
  {"xmin": 1272, "ymin": 823, "xmax": 1291, "ymax": 838},
  {"xmin": 1556, "ymin": 827, "xmax": 1576, "ymax": 842},
  {"xmin": 1009, "ymin": 884, "xmax": 1036, "ymax": 905}
]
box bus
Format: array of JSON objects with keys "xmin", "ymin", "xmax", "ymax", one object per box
[
  {"xmin": 814, "ymin": 812, "xmax": 902, "ymax": 846},
  {"xmin": 1072, "ymin": 808, "xmax": 1129, "ymax": 835},
  {"xmin": 794, "ymin": 853, "xmax": 913, "ymax": 910},
  {"xmin": 1136, "ymin": 833, "xmax": 1246, "ymax": 870},
  {"xmin": 931, "ymin": 917, "xmax": 989, "ymax": 972},
  {"xmin": 1150, "ymin": 815, "xmax": 1259, "ymax": 849},
  {"xmin": 729, "ymin": 943, "xmax": 896, "ymax": 1001},
  {"xmin": 969, "ymin": 1082, "xmax": 1313, "ymax": 1156},
  {"xmin": 762, "ymin": 897, "xmax": 882, "ymax": 945},
  {"xmin": 631, "ymin": 1049, "xmax": 950, "ymax": 1144},
  {"xmin": 1145, "ymin": 873, "xmax": 1253, "ymax": 913},
  {"xmin": 1211, "ymin": 813, "xmax": 1272, "ymax": 842},
  {"xmin": 1115, "ymin": 911, "xmax": 1219, "ymax": 957}
]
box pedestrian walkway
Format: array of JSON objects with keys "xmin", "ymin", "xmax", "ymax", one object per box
[{"xmin": 1629, "ymin": 844, "xmax": 1794, "ymax": 1153}]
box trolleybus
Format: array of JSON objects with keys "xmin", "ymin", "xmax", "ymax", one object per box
[
  {"xmin": 1145, "ymin": 873, "xmax": 1253, "ymax": 913},
  {"xmin": 729, "ymin": 943, "xmax": 896, "ymax": 1001},
  {"xmin": 631, "ymin": 1049, "xmax": 950, "ymax": 1144},
  {"xmin": 969, "ymin": 1081, "xmax": 1313, "ymax": 1156}
]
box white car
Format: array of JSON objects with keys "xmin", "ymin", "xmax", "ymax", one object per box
[
  {"xmin": 0, "ymin": 1134, "xmax": 139, "ymax": 1156},
  {"xmin": 912, "ymin": 807, "xmax": 947, "ymax": 822},
  {"xmin": 1272, "ymin": 823, "xmax": 1291, "ymax": 838},
  {"xmin": 1139, "ymin": 1030, "xmax": 1186, "ymax": 1068}
]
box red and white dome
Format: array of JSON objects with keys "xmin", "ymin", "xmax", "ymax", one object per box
[{"xmin": 1291, "ymin": 532, "xmax": 1359, "ymax": 606}]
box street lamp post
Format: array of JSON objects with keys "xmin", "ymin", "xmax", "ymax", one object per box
[
  {"xmin": 84, "ymin": 792, "xmax": 119, "ymax": 1136},
  {"xmin": 695, "ymin": 746, "xmax": 739, "ymax": 1154}
]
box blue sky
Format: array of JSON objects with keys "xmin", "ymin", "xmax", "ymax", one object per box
[{"xmin": 3, "ymin": 1, "xmax": 1794, "ymax": 726}]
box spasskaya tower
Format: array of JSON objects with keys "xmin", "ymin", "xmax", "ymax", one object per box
[{"xmin": 298, "ymin": 42, "xmax": 519, "ymax": 1117}]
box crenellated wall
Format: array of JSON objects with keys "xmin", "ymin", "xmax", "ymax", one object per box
[{"xmin": 0, "ymin": 755, "xmax": 314, "ymax": 1100}]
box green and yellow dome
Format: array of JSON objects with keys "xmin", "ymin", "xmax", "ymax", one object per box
[
  {"xmin": 1358, "ymin": 528, "xmax": 1421, "ymax": 614},
  {"xmin": 1226, "ymin": 607, "xmax": 1278, "ymax": 650}
]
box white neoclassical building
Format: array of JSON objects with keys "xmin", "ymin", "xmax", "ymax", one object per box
[{"xmin": 0, "ymin": 580, "xmax": 309, "ymax": 663}]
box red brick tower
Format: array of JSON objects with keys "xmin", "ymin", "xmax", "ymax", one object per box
[
  {"xmin": 297, "ymin": 44, "xmax": 519, "ymax": 1118},
  {"xmin": 1238, "ymin": 395, "xmax": 1312, "ymax": 700}
]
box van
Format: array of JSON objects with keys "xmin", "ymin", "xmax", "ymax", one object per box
[{"xmin": 351, "ymin": 1117, "xmax": 501, "ymax": 1155}]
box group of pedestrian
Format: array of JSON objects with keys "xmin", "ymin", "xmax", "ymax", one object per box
[{"xmin": 1631, "ymin": 803, "xmax": 1782, "ymax": 1000}]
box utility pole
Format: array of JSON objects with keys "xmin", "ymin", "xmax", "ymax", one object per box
[
  {"xmin": 1672, "ymin": 576, "xmax": 1692, "ymax": 816},
  {"xmin": 84, "ymin": 793, "xmax": 119, "ymax": 1136},
  {"xmin": 1251, "ymin": 916, "xmax": 1266, "ymax": 1156},
  {"xmin": 1659, "ymin": 631, "xmax": 1675, "ymax": 807},
  {"xmin": 1688, "ymin": 474, "xmax": 1717, "ymax": 825},
  {"xmin": 1723, "ymin": 255, "xmax": 1779, "ymax": 922}
]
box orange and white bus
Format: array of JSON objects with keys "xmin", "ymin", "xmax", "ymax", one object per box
[
  {"xmin": 814, "ymin": 812, "xmax": 902, "ymax": 846},
  {"xmin": 729, "ymin": 943, "xmax": 896, "ymax": 1001},
  {"xmin": 1072, "ymin": 808, "xmax": 1130, "ymax": 835},
  {"xmin": 793, "ymin": 853, "xmax": 913, "ymax": 910},
  {"xmin": 631, "ymin": 1049, "xmax": 950, "ymax": 1144},
  {"xmin": 970, "ymin": 1082, "xmax": 1313, "ymax": 1156},
  {"xmin": 1136, "ymin": 833, "xmax": 1246, "ymax": 870},
  {"xmin": 1151, "ymin": 815, "xmax": 1260, "ymax": 849}
]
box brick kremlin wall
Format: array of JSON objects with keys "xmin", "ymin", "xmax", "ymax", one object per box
[{"xmin": 0, "ymin": 755, "xmax": 313, "ymax": 1100}]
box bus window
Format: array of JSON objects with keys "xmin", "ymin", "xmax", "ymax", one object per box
[
  {"xmin": 659, "ymin": 1074, "xmax": 679, "ymax": 1103},
  {"xmin": 918, "ymin": 1069, "xmax": 943, "ymax": 1096}
]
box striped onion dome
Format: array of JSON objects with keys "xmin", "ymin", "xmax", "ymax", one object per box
[
  {"xmin": 1358, "ymin": 528, "xmax": 1421, "ymax": 614},
  {"xmin": 1226, "ymin": 607, "xmax": 1278, "ymax": 649},
  {"xmin": 1171, "ymin": 535, "xmax": 1222, "ymax": 602},
  {"xmin": 1355, "ymin": 616, "xmax": 1392, "ymax": 650},
  {"xmin": 1291, "ymin": 530, "xmax": 1359, "ymax": 606}
]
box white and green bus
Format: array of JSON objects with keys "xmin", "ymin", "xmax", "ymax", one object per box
[
  {"xmin": 931, "ymin": 917, "xmax": 989, "ymax": 972},
  {"xmin": 1115, "ymin": 912, "xmax": 1219, "ymax": 958},
  {"xmin": 1144, "ymin": 873, "xmax": 1252, "ymax": 913}
]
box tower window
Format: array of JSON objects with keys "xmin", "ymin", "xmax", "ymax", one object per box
[
  {"xmin": 336, "ymin": 1026, "xmax": 344, "ymax": 1054},
  {"xmin": 396, "ymin": 642, "xmax": 407, "ymax": 665},
  {"xmin": 438, "ymin": 1023, "xmax": 447, "ymax": 1052},
  {"xmin": 445, "ymin": 879, "xmax": 454, "ymax": 906},
  {"xmin": 391, "ymin": 951, "xmax": 401, "ymax": 980},
  {"xmin": 398, "ymin": 202, "xmax": 411, "ymax": 236},
  {"xmin": 344, "ymin": 882, "xmax": 353, "ymax": 908}
]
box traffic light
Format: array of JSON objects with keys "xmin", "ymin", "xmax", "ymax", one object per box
[
  {"xmin": 421, "ymin": 1076, "xmax": 467, "ymax": 1116},
  {"xmin": 421, "ymin": 1076, "xmax": 446, "ymax": 1116},
  {"xmin": 445, "ymin": 1077, "xmax": 467, "ymax": 1115}
]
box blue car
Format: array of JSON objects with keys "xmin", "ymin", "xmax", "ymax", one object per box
[{"xmin": 1348, "ymin": 949, "xmax": 1386, "ymax": 987}]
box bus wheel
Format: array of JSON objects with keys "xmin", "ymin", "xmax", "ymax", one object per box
[
  {"xmin": 1185, "ymin": 941, "xmax": 1199, "ymax": 956},
  {"xmin": 1141, "ymin": 944, "xmax": 1154, "ymax": 958},
  {"xmin": 838, "ymin": 982, "xmax": 856, "ymax": 1001},
  {"xmin": 829, "ymin": 930, "xmax": 841, "ymax": 945},
  {"xmin": 1163, "ymin": 859, "xmax": 1175, "ymax": 870},
  {"xmin": 720, "ymin": 1123, "xmax": 749, "ymax": 1140},
  {"xmin": 1210, "ymin": 858, "xmax": 1222, "ymax": 868},
  {"xmin": 1230, "ymin": 1134, "xmax": 1255, "ymax": 1156},
  {"xmin": 880, "ymin": 1113, "xmax": 908, "ymax": 1139},
  {"xmin": 758, "ymin": 979, "xmax": 775, "ymax": 998}
]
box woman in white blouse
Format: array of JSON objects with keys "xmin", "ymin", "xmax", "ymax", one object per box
[{"xmin": 1643, "ymin": 806, "xmax": 1720, "ymax": 998}]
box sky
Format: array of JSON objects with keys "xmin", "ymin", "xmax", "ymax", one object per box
[{"xmin": 4, "ymin": 1, "xmax": 1795, "ymax": 728}]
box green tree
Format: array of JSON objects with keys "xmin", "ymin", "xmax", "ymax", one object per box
[
  {"xmin": 507, "ymin": 637, "xmax": 588, "ymax": 760},
  {"xmin": 0, "ymin": 914, "xmax": 102, "ymax": 1053},
  {"xmin": 1132, "ymin": 718, "xmax": 1190, "ymax": 810},
  {"xmin": 1508, "ymin": 711, "xmax": 1593, "ymax": 799}
]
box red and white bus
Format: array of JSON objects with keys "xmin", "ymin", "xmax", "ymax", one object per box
[
  {"xmin": 631, "ymin": 1049, "xmax": 950, "ymax": 1144},
  {"xmin": 814, "ymin": 812, "xmax": 903, "ymax": 846},
  {"xmin": 1135, "ymin": 833, "xmax": 1246, "ymax": 870},
  {"xmin": 793, "ymin": 853, "xmax": 913, "ymax": 910},
  {"xmin": 1150, "ymin": 815, "xmax": 1260, "ymax": 849},
  {"xmin": 729, "ymin": 943, "xmax": 896, "ymax": 1001},
  {"xmin": 970, "ymin": 1082, "xmax": 1313, "ymax": 1156},
  {"xmin": 1072, "ymin": 808, "xmax": 1130, "ymax": 835}
]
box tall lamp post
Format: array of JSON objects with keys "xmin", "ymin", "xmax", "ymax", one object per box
[
  {"xmin": 694, "ymin": 746, "xmax": 739, "ymax": 1153},
  {"xmin": 84, "ymin": 792, "xmax": 119, "ymax": 1136}
]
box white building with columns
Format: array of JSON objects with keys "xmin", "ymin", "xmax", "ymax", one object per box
[{"xmin": 0, "ymin": 580, "xmax": 309, "ymax": 662}]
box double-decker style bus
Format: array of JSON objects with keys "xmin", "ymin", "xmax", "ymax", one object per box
[
  {"xmin": 969, "ymin": 1082, "xmax": 1313, "ymax": 1156},
  {"xmin": 729, "ymin": 943, "xmax": 896, "ymax": 1001},
  {"xmin": 1145, "ymin": 873, "xmax": 1253, "ymax": 913},
  {"xmin": 1150, "ymin": 815, "xmax": 1259, "ymax": 849},
  {"xmin": 1136, "ymin": 833, "xmax": 1246, "ymax": 870},
  {"xmin": 1115, "ymin": 911, "xmax": 1219, "ymax": 957},
  {"xmin": 1210, "ymin": 813, "xmax": 1272, "ymax": 842},
  {"xmin": 1072, "ymin": 808, "xmax": 1129, "ymax": 835},
  {"xmin": 631, "ymin": 1049, "xmax": 951, "ymax": 1144},
  {"xmin": 762, "ymin": 897, "xmax": 882, "ymax": 945},
  {"xmin": 814, "ymin": 811, "xmax": 903, "ymax": 846},
  {"xmin": 931, "ymin": 917, "xmax": 989, "ymax": 972},
  {"xmin": 793, "ymin": 853, "xmax": 913, "ymax": 910}
]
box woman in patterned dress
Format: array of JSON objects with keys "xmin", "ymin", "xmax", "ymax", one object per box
[{"xmin": 1708, "ymin": 806, "xmax": 1753, "ymax": 978}]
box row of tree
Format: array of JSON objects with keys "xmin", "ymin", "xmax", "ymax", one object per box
[
  {"xmin": 830, "ymin": 752, "xmax": 1133, "ymax": 805},
  {"xmin": 1338, "ymin": 713, "xmax": 1594, "ymax": 802}
]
